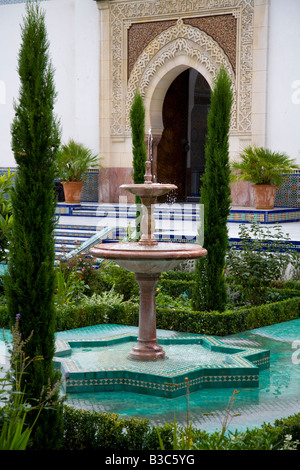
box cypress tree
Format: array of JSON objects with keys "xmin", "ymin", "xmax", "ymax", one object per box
[
  {"xmin": 193, "ymin": 66, "xmax": 233, "ymax": 312},
  {"xmin": 130, "ymin": 91, "xmax": 147, "ymax": 238},
  {"xmin": 6, "ymin": 1, "xmax": 63, "ymax": 449}
]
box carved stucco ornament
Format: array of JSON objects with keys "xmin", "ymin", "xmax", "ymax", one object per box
[
  {"xmin": 126, "ymin": 18, "xmax": 237, "ymax": 133},
  {"xmin": 109, "ymin": 0, "xmax": 254, "ymax": 137}
]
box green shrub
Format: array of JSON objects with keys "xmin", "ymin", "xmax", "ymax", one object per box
[
  {"xmin": 0, "ymin": 305, "xmax": 9, "ymax": 329},
  {"xmin": 161, "ymin": 271, "xmax": 195, "ymax": 281},
  {"xmin": 226, "ymin": 223, "xmax": 294, "ymax": 305},
  {"xmin": 95, "ymin": 262, "xmax": 139, "ymax": 301},
  {"xmin": 55, "ymin": 299, "xmax": 139, "ymax": 332},
  {"xmin": 158, "ymin": 279, "xmax": 195, "ymax": 298},
  {"xmin": 61, "ymin": 405, "xmax": 300, "ymax": 451},
  {"xmin": 273, "ymin": 412, "xmax": 300, "ymax": 450},
  {"xmin": 1, "ymin": 293, "xmax": 299, "ymax": 336},
  {"xmin": 156, "ymin": 296, "xmax": 300, "ymax": 336},
  {"xmin": 0, "ymin": 170, "xmax": 15, "ymax": 264},
  {"xmin": 62, "ymin": 406, "xmax": 174, "ymax": 451}
]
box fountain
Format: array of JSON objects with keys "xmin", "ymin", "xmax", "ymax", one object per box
[
  {"xmin": 54, "ymin": 132, "xmax": 270, "ymax": 396},
  {"xmin": 89, "ymin": 131, "xmax": 207, "ymax": 361}
]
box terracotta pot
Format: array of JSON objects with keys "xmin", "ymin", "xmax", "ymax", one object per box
[
  {"xmin": 62, "ymin": 181, "xmax": 84, "ymax": 203},
  {"xmin": 252, "ymin": 184, "xmax": 277, "ymax": 209}
]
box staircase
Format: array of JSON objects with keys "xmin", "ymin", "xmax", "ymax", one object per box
[
  {"xmin": 54, "ymin": 202, "xmax": 300, "ymax": 262},
  {"xmin": 54, "ymin": 203, "xmax": 199, "ymax": 262}
]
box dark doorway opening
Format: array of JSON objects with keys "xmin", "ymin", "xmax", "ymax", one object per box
[{"xmin": 157, "ymin": 69, "xmax": 210, "ymax": 202}]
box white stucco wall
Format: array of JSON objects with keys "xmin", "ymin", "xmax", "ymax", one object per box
[
  {"xmin": 0, "ymin": 0, "xmax": 99, "ymax": 168},
  {"xmin": 266, "ymin": 0, "xmax": 300, "ymax": 163}
]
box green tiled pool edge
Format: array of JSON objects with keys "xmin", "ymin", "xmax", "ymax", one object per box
[{"xmin": 54, "ymin": 326, "xmax": 270, "ymax": 398}]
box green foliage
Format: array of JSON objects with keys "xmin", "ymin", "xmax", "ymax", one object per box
[
  {"xmin": 59, "ymin": 253, "xmax": 99, "ymax": 294},
  {"xmin": 0, "ymin": 170, "xmax": 15, "ymax": 263},
  {"xmin": 55, "ymin": 138, "xmax": 100, "ymax": 182},
  {"xmin": 193, "ymin": 66, "xmax": 233, "ymax": 313},
  {"xmin": 54, "ymin": 297, "xmax": 139, "ymax": 332},
  {"xmin": 95, "ymin": 261, "xmax": 139, "ymax": 301},
  {"xmin": 6, "ymin": 1, "xmax": 63, "ymax": 449},
  {"xmin": 54, "ymin": 263, "xmax": 87, "ymax": 307},
  {"xmin": 62, "ymin": 406, "xmax": 162, "ymax": 451},
  {"xmin": 231, "ymin": 145, "xmax": 300, "ymax": 186},
  {"xmin": 274, "ymin": 413, "xmax": 300, "ymax": 450},
  {"xmin": 1, "ymin": 276, "xmax": 299, "ymax": 335},
  {"xmin": 289, "ymin": 251, "xmax": 300, "ymax": 280},
  {"xmin": 156, "ymin": 291, "xmax": 192, "ymax": 310},
  {"xmin": 158, "ymin": 278, "xmax": 195, "ymax": 299},
  {"xmin": 130, "ymin": 91, "xmax": 147, "ymax": 186},
  {"xmin": 161, "ymin": 270, "xmax": 195, "ymax": 281},
  {"xmin": 226, "ymin": 223, "xmax": 293, "ymax": 305},
  {"xmin": 129, "ymin": 91, "xmax": 147, "ymax": 238},
  {"xmin": 155, "ymin": 295, "xmax": 300, "ymax": 336},
  {"xmin": 61, "ymin": 402, "xmax": 300, "ymax": 451},
  {"xmin": 0, "ymin": 318, "xmax": 64, "ymax": 450}
]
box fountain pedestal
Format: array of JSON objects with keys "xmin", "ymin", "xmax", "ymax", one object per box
[{"xmin": 130, "ymin": 272, "xmax": 164, "ymax": 361}]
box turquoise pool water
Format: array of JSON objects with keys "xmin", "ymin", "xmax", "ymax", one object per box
[
  {"xmin": 64, "ymin": 319, "xmax": 300, "ymax": 433},
  {"xmin": 1, "ymin": 319, "xmax": 299, "ymax": 433}
]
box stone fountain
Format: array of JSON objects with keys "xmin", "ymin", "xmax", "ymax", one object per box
[{"xmin": 89, "ymin": 135, "xmax": 207, "ymax": 362}]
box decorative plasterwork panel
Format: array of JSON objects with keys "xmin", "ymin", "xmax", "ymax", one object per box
[
  {"xmin": 126, "ymin": 19, "xmax": 236, "ymax": 132},
  {"xmin": 109, "ymin": 0, "xmax": 254, "ymax": 137},
  {"xmin": 128, "ymin": 14, "xmax": 237, "ymax": 77}
]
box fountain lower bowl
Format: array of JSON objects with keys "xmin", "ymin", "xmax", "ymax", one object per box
[{"xmin": 89, "ymin": 242, "xmax": 207, "ymax": 273}]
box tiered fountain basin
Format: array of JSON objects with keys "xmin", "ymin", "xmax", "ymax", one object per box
[{"xmin": 54, "ymin": 325, "xmax": 270, "ymax": 398}]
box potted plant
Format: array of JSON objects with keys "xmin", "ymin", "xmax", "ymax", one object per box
[
  {"xmin": 55, "ymin": 139, "xmax": 100, "ymax": 203},
  {"xmin": 231, "ymin": 145, "xmax": 300, "ymax": 209}
]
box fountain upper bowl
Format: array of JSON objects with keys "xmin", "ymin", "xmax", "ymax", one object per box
[{"xmin": 119, "ymin": 183, "xmax": 177, "ymax": 198}]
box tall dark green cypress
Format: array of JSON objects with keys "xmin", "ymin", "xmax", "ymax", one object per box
[
  {"xmin": 193, "ymin": 66, "xmax": 233, "ymax": 312},
  {"xmin": 7, "ymin": 1, "xmax": 62, "ymax": 449},
  {"xmin": 130, "ymin": 91, "xmax": 147, "ymax": 238}
]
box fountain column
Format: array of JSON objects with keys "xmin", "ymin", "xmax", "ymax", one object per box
[{"xmin": 129, "ymin": 272, "xmax": 164, "ymax": 361}]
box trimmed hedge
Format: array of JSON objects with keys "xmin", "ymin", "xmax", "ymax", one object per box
[
  {"xmin": 0, "ymin": 295, "xmax": 299, "ymax": 336},
  {"xmin": 156, "ymin": 296, "xmax": 300, "ymax": 336},
  {"xmin": 61, "ymin": 405, "xmax": 300, "ymax": 450},
  {"xmin": 54, "ymin": 301, "xmax": 139, "ymax": 332},
  {"xmin": 62, "ymin": 405, "xmax": 176, "ymax": 451}
]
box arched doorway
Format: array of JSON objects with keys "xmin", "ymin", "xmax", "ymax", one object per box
[{"xmin": 157, "ymin": 69, "xmax": 210, "ymax": 202}]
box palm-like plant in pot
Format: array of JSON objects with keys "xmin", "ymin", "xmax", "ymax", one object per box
[
  {"xmin": 231, "ymin": 145, "xmax": 300, "ymax": 209},
  {"xmin": 56, "ymin": 139, "xmax": 100, "ymax": 203}
]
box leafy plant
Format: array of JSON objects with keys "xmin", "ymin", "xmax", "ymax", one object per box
[
  {"xmin": 231, "ymin": 145, "xmax": 300, "ymax": 186},
  {"xmin": 55, "ymin": 263, "xmax": 86, "ymax": 307},
  {"xmin": 155, "ymin": 291, "xmax": 192, "ymax": 310},
  {"xmin": 55, "ymin": 139, "xmax": 100, "ymax": 182},
  {"xmin": 59, "ymin": 253, "xmax": 100, "ymax": 296},
  {"xmin": 226, "ymin": 223, "xmax": 293, "ymax": 305},
  {"xmin": 0, "ymin": 169, "xmax": 15, "ymax": 264},
  {"xmin": 0, "ymin": 317, "xmax": 64, "ymax": 450}
]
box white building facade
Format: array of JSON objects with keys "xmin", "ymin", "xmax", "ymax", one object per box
[{"xmin": 0, "ymin": 0, "xmax": 300, "ymax": 205}]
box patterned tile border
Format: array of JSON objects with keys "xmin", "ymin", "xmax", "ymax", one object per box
[
  {"xmin": 54, "ymin": 328, "xmax": 270, "ymax": 398},
  {"xmin": 56, "ymin": 203, "xmax": 300, "ymax": 224}
]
